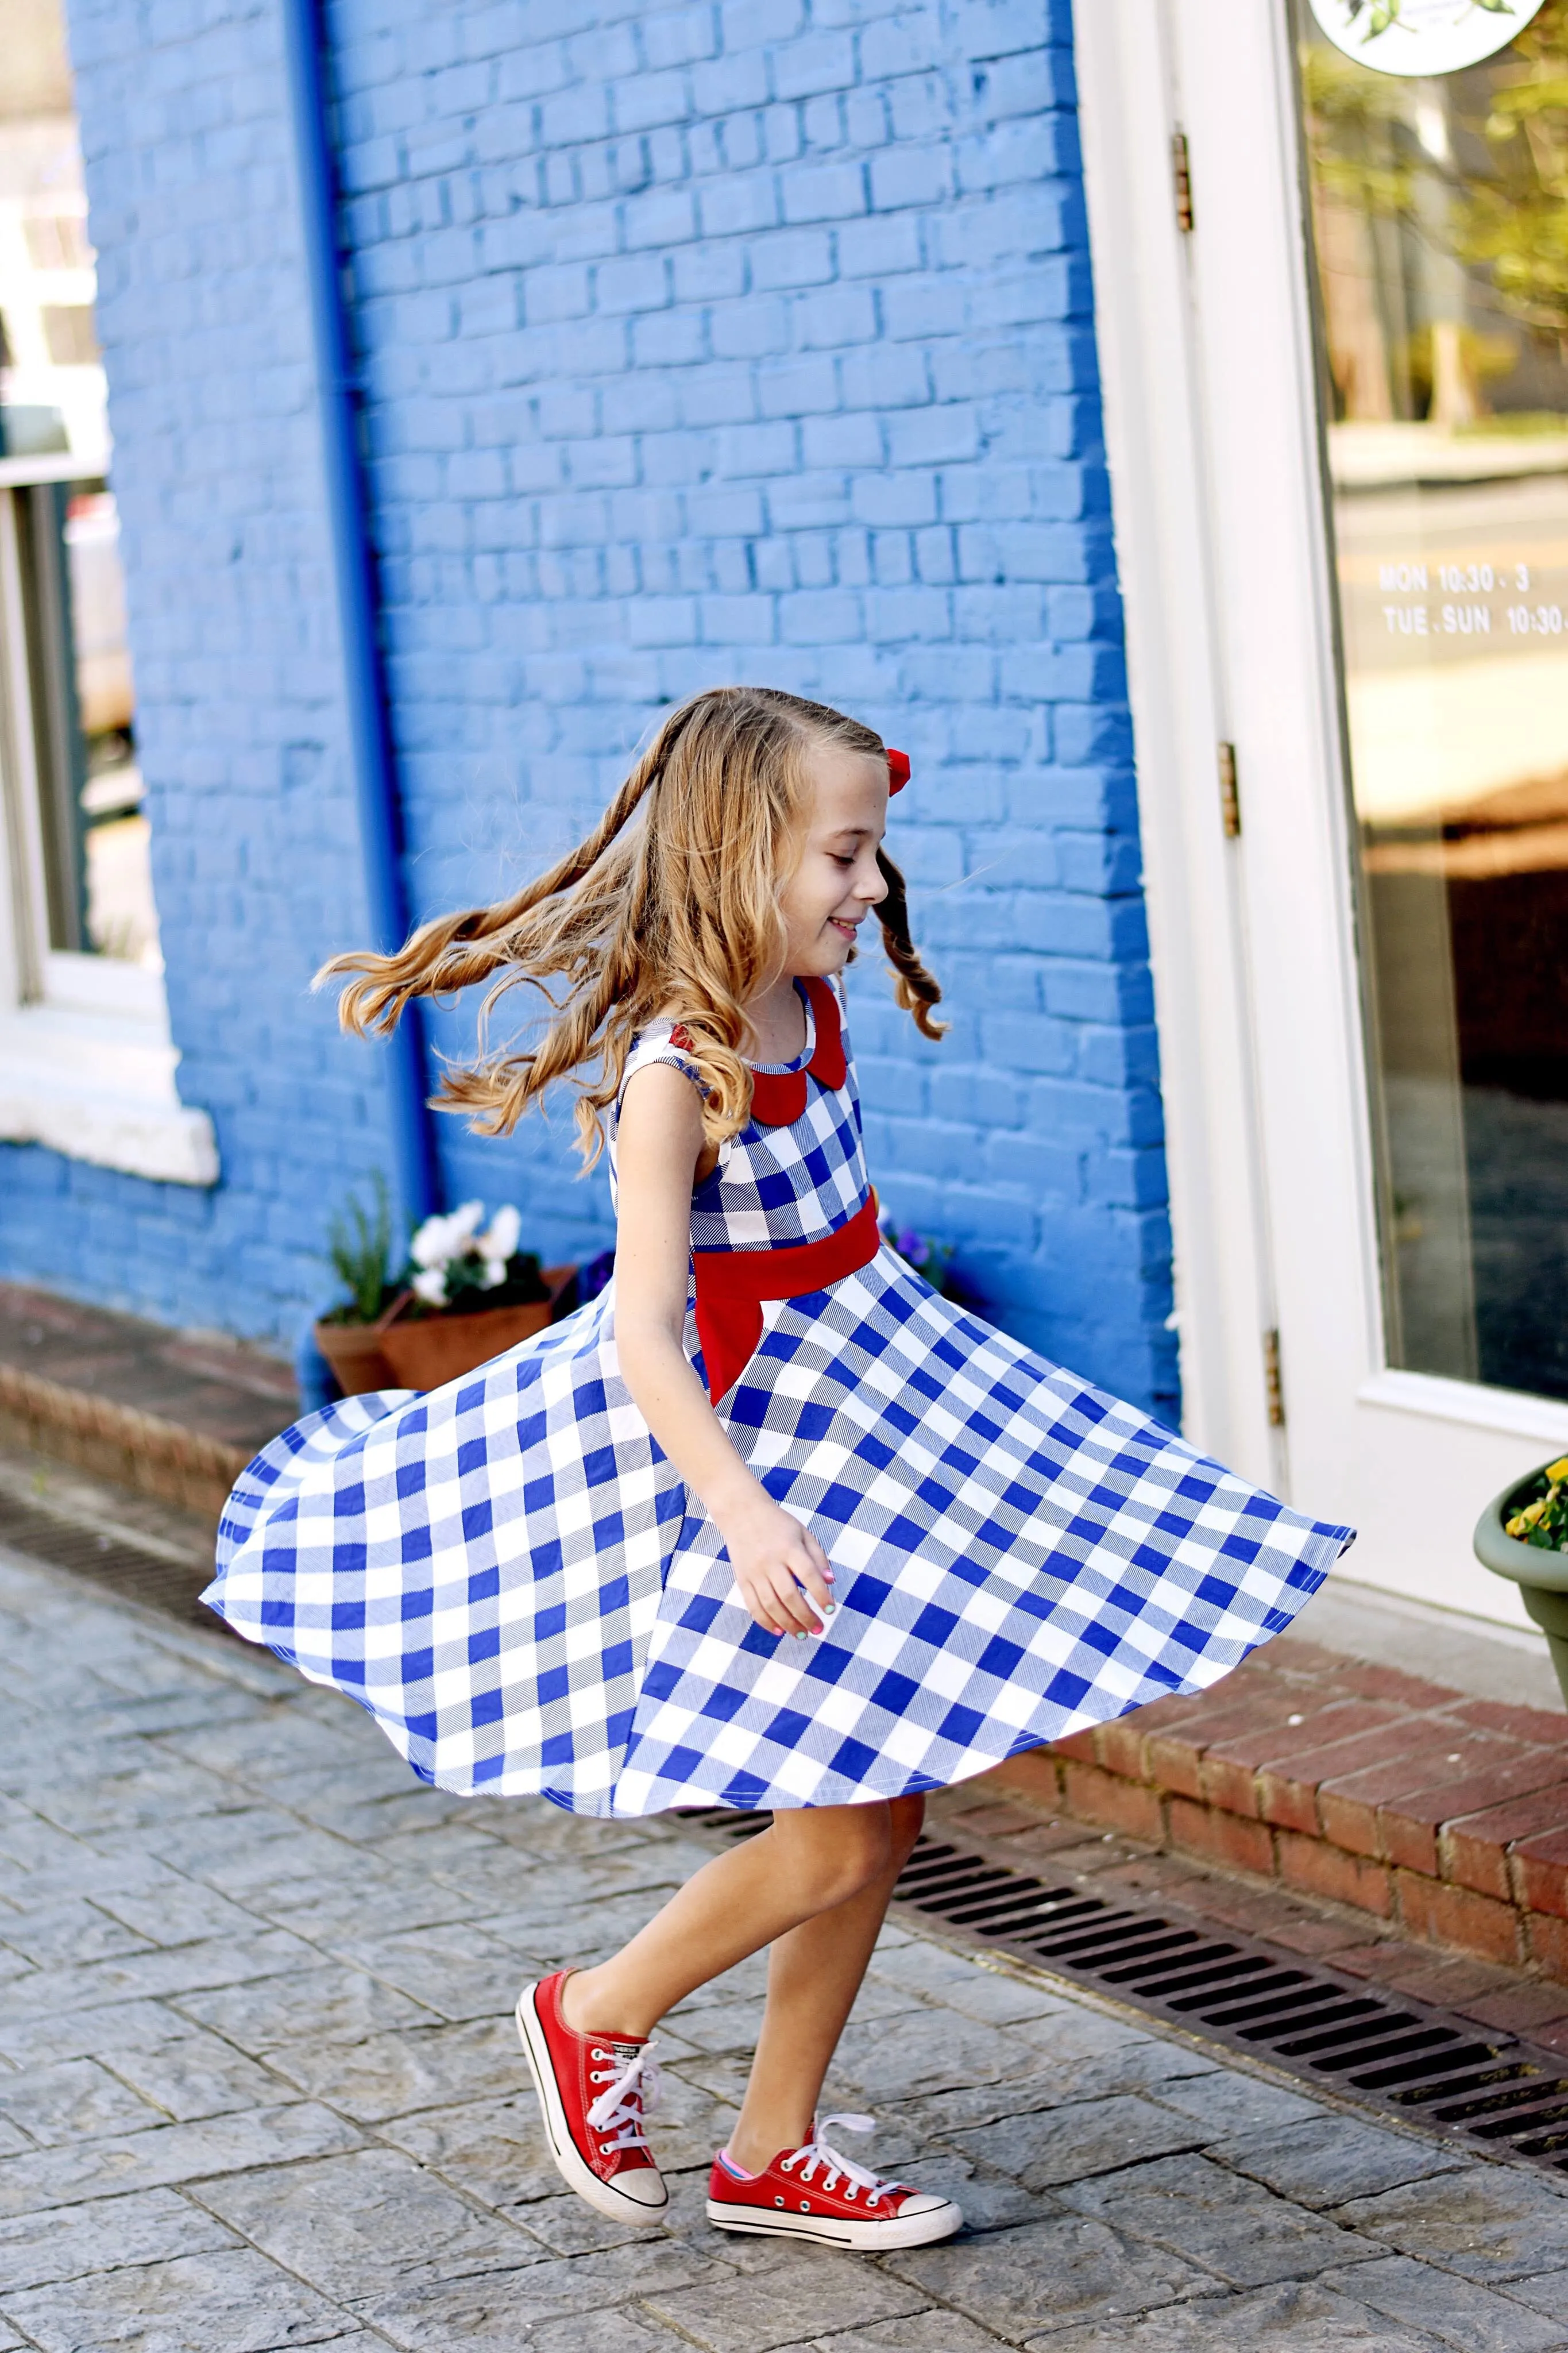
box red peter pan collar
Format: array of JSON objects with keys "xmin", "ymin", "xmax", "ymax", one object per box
[{"xmin": 670, "ymin": 977, "xmax": 845, "ymax": 1128}]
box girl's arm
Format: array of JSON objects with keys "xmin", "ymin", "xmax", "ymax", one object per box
[{"xmin": 613, "ymin": 1062, "xmax": 835, "ymax": 1639}]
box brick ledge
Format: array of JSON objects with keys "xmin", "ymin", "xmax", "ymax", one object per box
[
  {"xmin": 0, "ymin": 1364, "xmax": 248, "ymax": 1521},
  {"xmin": 979, "ymin": 1633, "xmax": 1568, "ymax": 1982}
]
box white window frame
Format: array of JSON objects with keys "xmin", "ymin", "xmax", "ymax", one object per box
[
  {"xmin": 1073, "ymin": 0, "xmax": 1568, "ymax": 1629},
  {"xmin": 0, "ymin": 452, "xmax": 217, "ymax": 1186}
]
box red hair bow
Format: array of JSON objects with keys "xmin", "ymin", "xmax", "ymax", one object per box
[{"xmin": 886, "ymin": 747, "xmax": 910, "ymax": 794}]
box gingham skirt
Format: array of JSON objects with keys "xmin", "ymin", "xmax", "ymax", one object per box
[{"xmin": 203, "ymin": 1245, "xmax": 1354, "ymax": 1816}]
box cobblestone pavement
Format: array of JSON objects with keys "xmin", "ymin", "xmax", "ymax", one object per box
[{"xmin": 10, "ymin": 1551, "xmax": 1568, "ymax": 2351}]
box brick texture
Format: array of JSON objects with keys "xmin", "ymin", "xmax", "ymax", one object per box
[
  {"xmin": 340, "ymin": 0, "xmax": 1172, "ymax": 1403},
  {"xmin": 13, "ymin": 0, "xmax": 1176, "ymax": 1410},
  {"xmin": 988, "ymin": 1636, "xmax": 1568, "ymax": 1985}
]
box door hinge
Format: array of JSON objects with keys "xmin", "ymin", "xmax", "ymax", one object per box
[
  {"xmin": 1263, "ymin": 1328, "xmax": 1286, "ymax": 1428},
  {"xmin": 1172, "ymin": 129, "xmax": 1195, "ymax": 233},
  {"xmin": 1218, "ymin": 740, "xmax": 1241, "ymax": 838}
]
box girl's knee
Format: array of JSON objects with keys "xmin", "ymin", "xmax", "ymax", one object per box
[
  {"xmin": 777, "ymin": 1805, "xmax": 896, "ymax": 1908},
  {"xmin": 888, "ymin": 1792, "xmax": 925, "ymax": 1871}
]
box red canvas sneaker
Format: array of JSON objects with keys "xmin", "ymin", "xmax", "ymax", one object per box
[
  {"xmin": 705, "ymin": 2112, "xmax": 961, "ymax": 2250},
  {"xmin": 515, "ymin": 1972, "xmax": 668, "ymax": 2223}
]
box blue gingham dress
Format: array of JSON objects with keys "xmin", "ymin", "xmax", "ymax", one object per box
[{"xmin": 204, "ymin": 981, "xmax": 1354, "ymax": 1816}]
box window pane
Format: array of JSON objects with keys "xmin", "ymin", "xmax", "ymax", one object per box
[
  {"xmin": 0, "ymin": 0, "xmax": 155, "ymax": 971},
  {"xmin": 1296, "ymin": 6, "xmax": 1568, "ymax": 1402}
]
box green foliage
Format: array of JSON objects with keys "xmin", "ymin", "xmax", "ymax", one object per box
[
  {"xmin": 405, "ymin": 1251, "xmax": 549, "ymax": 1320},
  {"xmin": 1507, "ymin": 1456, "xmax": 1568, "ymax": 1549},
  {"xmin": 1446, "ymin": 2, "xmax": 1568, "ymax": 333},
  {"xmin": 1304, "ymin": 7, "xmax": 1568, "ymax": 341},
  {"xmin": 1399, "ymin": 319, "xmax": 1520, "ymax": 407},
  {"xmin": 325, "ymin": 1175, "xmax": 396, "ymax": 1326},
  {"xmin": 1300, "ymin": 45, "xmax": 1419, "ymax": 222}
]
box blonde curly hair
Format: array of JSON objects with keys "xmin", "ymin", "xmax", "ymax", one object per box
[{"xmin": 319, "ymin": 684, "xmax": 944, "ymax": 1163}]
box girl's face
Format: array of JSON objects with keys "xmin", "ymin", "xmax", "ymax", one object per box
[{"xmin": 777, "ymin": 746, "xmax": 890, "ymax": 978}]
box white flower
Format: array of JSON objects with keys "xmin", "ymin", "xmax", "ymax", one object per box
[
  {"xmin": 410, "ymin": 1200, "xmax": 486, "ymax": 1270},
  {"xmin": 411, "ymin": 1265, "xmax": 447, "ymax": 1306},
  {"xmin": 449, "ymin": 1199, "xmax": 486, "ymax": 1246},
  {"xmin": 478, "ymin": 1203, "xmax": 521, "ymax": 1264},
  {"xmin": 410, "ymin": 1214, "xmax": 454, "ymax": 1270},
  {"xmin": 477, "ymin": 1257, "xmax": 506, "ymax": 1289}
]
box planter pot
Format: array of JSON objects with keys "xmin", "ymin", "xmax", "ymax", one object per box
[
  {"xmin": 378, "ymin": 1264, "xmax": 577, "ymax": 1394},
  {"xmin": 1474, "ymin": 1465, "xmax": 1568, "ymax": 1711},
  {"xmin": 313, "ymin": 1292, "xmax": 410, "ymax": 1398}
]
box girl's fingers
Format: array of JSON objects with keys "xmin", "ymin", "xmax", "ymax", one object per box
[
  {"xmin": 789, "ymin": 1545, "xmax": 834, "ymax": 1618},
  {"xmin": 736, "ymin": 1575, "xmax": 793, "ymax": 1637},
  {"xmin": 768, "ymin": 1571, "xmax": 820, "ymax": 1635},
  {"xmin": 732, "ymin": 1532, "xmax": 836, "ymax": 1637}
]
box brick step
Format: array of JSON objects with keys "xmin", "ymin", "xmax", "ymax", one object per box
[
  {"xmin": 980, "ymin": 1631, "xmax": 1568, "ymax": 1983},
  {"xmin": 0, "ymin": 1283, "xmax": 296, "ymax": 1521}
]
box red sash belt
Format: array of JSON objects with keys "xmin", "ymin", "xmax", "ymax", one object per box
[{"xmin": 694, "ymin": 1192, "xmax": 880, "ymax": 1406}]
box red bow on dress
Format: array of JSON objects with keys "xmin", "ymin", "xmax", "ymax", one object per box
[{"xmin": 886, "ymin": 748, "xmax": 910, "ymax": 793}]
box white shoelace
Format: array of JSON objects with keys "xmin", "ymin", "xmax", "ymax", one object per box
[
  {"xmin": 584, "ymin": 2038, "xmax": 662, "ymax": 2158},
  {"xmin": 778, "ymin": 2111, "xmax": 899, "ymax": 2207}
]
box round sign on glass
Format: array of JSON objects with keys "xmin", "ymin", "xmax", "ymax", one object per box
[{"xmin": 1307, "ymin": 0, "xmax": 1545, "ymax": 74}]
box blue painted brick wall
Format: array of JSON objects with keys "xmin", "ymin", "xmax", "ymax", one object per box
[
  {"xmin": 16, "ymin": 0, "xmax": 1177, "ymax": 1421},
  {"xmin": 334, "ymin": 0, "xmax": 1177, "ymax": 1412}
]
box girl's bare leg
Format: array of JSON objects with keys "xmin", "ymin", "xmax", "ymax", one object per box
[
  {"xmin": 727, "ymin": 1792, "xmax": 925, "ymax": 2171},
  {"xmin": 561, "ymin": 1798, "xmax": 916, "ymax": 2045}
]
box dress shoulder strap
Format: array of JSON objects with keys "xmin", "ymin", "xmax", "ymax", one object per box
[{"xmin": 618, "ymin": 1019, "xmax": 708, "ymax": 1109}]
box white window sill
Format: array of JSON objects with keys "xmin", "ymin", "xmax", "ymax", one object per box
[
  {"xmin": 1358, "ymin": 1367, "xmax": 1568, "ymax": 1449},
  {"xmin": 0, "ymin": 983, "xmax": 219, "ymax": 1187}
]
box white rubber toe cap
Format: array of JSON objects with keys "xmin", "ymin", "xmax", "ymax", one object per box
[{"xmin": 615, "ymin": 2169, "xmax": 670, "ymax": 2209}]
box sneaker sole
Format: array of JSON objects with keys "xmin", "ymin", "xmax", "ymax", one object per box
[
  {"xmin": 705, "ymin": 2196, "xmax": 961, "ymax": 2251},
  {"xmin": 514, "ymin": 1983, "xmax": 668, "ymax": 2225}
]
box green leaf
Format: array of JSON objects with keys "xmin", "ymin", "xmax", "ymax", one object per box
[
  {"xmin": 325, "ymin": 1174, "xmax": 395, "ymax": 1324},
  {"xmin": 1471, "ymin": 0, "xmax": 1517, "ymax": 13}
]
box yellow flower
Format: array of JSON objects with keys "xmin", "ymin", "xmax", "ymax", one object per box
[{"xmin": 1546, "ymin": 1457, "xmax": 1568, "ymax": 1483}]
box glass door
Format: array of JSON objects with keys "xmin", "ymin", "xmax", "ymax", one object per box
[{"xmin": 1295, "ymin": 2, "xmax": 1568, "ymax": 1403}]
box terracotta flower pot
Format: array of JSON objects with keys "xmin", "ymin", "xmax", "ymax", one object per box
[
  {"xmin": 377, "ymin": 1264, "xmax": 578, "ymax": 1394},
  {"xmin": 312, "ymin": 1291, "xmax": 410, "ymax": 1398},
  {"xmin": 1474, "ymin": 1462, "xmax": 1568, "ymax": 1712}
]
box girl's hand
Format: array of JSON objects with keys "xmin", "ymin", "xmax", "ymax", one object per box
[{"xmin": 719, "ymin": 1494, "xmax": 836, "ymax": 1637}]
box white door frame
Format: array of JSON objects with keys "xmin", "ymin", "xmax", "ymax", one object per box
[{"xmin": 1072, "ymin": 0, "xmax": 1568, "ymax": 1629}]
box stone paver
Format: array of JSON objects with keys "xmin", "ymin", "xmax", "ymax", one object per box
[{"xmin": 7, "ymin": 1544, "xmax": 1568, "ymax": 2350}]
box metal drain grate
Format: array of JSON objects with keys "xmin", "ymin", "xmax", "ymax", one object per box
[
  {"xmin": 0, "ymin": 1488, "xmax": 217, "ymax": 1625},
  {"xmin": 677, "ymin": 1808, "xmax": 1568, "ymax": 2175}
]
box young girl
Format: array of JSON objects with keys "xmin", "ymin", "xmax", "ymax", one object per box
[{"xmin": 205, "ymin": 685, "xmax": 1352, "ymax": 2251}]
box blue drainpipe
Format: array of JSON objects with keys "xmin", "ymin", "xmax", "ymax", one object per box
[{"xmin": 278, "ymin": 0, "xmax": 439, "ymax": 1234}]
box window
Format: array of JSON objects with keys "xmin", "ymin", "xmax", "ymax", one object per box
[
  {"xmin": 1296, "ymin": 5, "xmax": 1568, "ymax": 1401},
  {"xmin": 0, "ymin": 0, "xmax": 214, "ymax": 1183}
]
